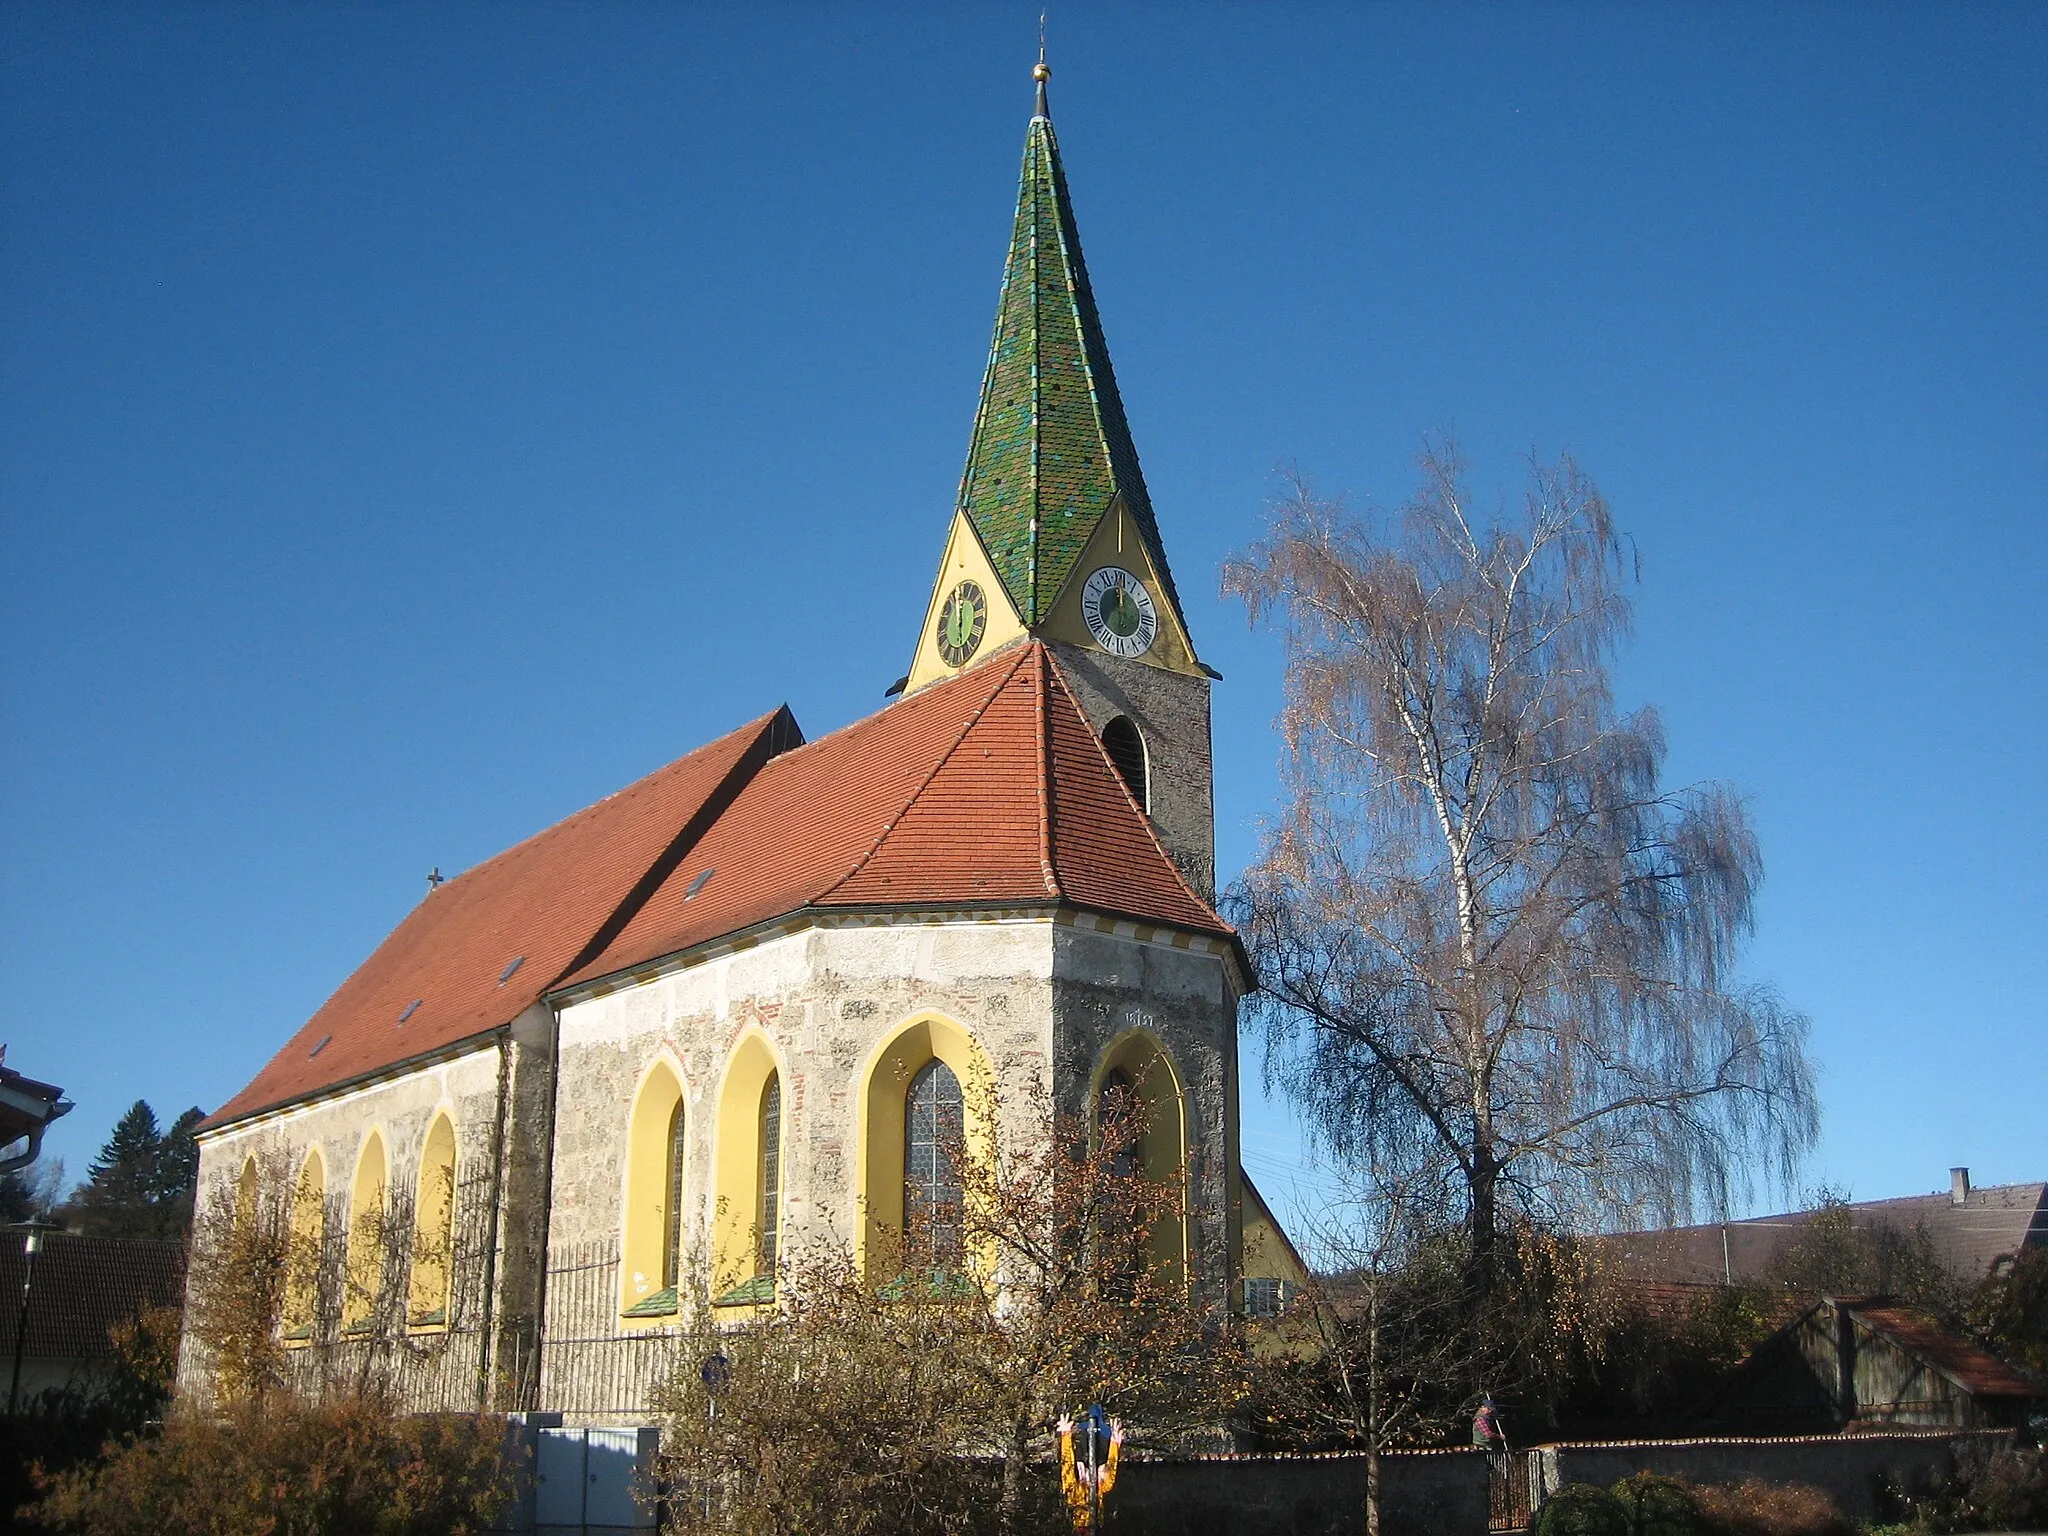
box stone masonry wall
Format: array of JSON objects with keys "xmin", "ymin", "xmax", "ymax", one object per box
[
  {"xmin": 542, "ymin": 911, "xmax": 1240, "ymax": 1419},
  {"xmin": 1051, "ymin": 920, "xmax": 1243, "ymax": 1314},
  {"xmin": 1050, "ymin": 642, "xmax": 1215, "ymax": 902},
  {"xmin": 181, "ymin": 1042, "xmax": 507, "ymax": 1408}
]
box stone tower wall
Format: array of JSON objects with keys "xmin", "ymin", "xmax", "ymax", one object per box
[{"xmin": 1049, "ymin": 641, "xmax": 1215, "ymax": 901}]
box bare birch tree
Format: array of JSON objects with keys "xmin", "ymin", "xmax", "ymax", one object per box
[{"xmin": 1224, "ymin": 443, "xmax": 1819, "ymax": 1288}]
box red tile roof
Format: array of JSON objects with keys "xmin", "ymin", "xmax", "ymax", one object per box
[
  {"xmin": 562, "ymin": 643, "xmax": 1230, "ymax": 986},
  {"xmin": 1848, "ymin": 1300, "xmax": 2041, "ymax": 1399},
  {"xmin": 211, "ymin": 644, "xmax": 1230, "ymax": 1128},
  {"xmin": 0, "ymin": 1234, "xmax": 185, "ymax": 1362},
  {"xmin": 207, "ymin": 709, "xmax": 798, "ymax": 1128}
]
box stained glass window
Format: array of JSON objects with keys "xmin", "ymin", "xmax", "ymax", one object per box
[
  {"xmin": 662, "ymin": 1100, "xmax": 686, "ymax": 1289},
  {"xmin": 758, "ymin": 1073, "xmax": 781, "ymax": 1277},
  {"xmin": 904, "ymin": 1059, "xmax": 964, "ymax": 1262}
]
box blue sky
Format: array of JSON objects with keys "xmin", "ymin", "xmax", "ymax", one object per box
[{"xmin": 4, "ymin": 4, "xmax": 2043, "ymax": 1226}]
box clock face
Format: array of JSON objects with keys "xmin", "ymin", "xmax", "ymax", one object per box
[
  {"xmin": 935, "ymin": 580, "xmax": 988, "ymax": 667},
  {"xmin": 1081, "ymin": 566, "xmax": 1158, "ymax": 658}
]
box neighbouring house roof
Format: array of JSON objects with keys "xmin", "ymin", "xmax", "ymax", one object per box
[
  {"xmin": 562, "ymin": 642, "xmax": 1231, "ymax": 987},
  {"xmin": 0, "ymin": 1047, "xmax": 71, "ymax": 1169},
  {"xmin": 0, "ymin": 1234, "xmax": 185, "ymax": 1363},
  {"xmin": 210, "ymin": 644, "xmax": 1232, "ymax": 1130},
  {"xmin": 954, "ymin": 79, "xmax": 1184, "ymax": 632},
  {"xmin": 1602, "ymin": 1182, "xmax": 2048, "ymax": 1286},
  {"xmin": 206, "ymin": 708, "xmax": 802, "ymax": 1129}
]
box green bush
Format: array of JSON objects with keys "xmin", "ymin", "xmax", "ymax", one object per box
[
  {"xmin": 27, "ymin": 1394, "xmax": 515, "ymax": 1536},
  {"xmin": 1536, "ymin": 1482, "xmax": 1632, "ymax": 1536},
  {"xmin": 1612, "ymin": 1473, "xmax": 1701, "ymax": 1536}
]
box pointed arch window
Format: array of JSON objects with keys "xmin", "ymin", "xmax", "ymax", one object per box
[
  {"xmin": 904, "ymin": 1059, "xmax": 964, "ymax": 1263},
  {"xmin": 1092, "ymin": 1040, "xmax": 1190, "ymax": 1291},
  {"xmin": 621, "ymin": 1060, "xmax": 687, "ymax": 1321},
  {"xmin": 343, "ymin": 1131, "xmax": 388, "ymax": 1334},
  {"xmin": 285, "ymin": 1150, "xmax": 325, "ymax": 1344},
  {"xmin": 712, "ymin": 1036, "xmax": 783, "ymax": 1307},
  {"xmin": 757, "ymin": 1073, "xmax": 781, "ymax": 1279},
  {"xmin": 234, "ymin": 1156, "xmax": 260, "ymax": 1241},
  {"xmin": 1101, "ymin": 716, "xmax": 1147, "ymax": 811},
  {"xmin": 408, "ymin": 1113, "xmax": 457, "ymax": 1330},
  {"xmin": 663, "ymin": 1099, "xmax": 688, "ymax": 1289}
]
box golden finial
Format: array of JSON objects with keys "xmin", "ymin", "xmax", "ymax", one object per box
[{"xmin": 1033, "ymin": 13, "xmax": 1051, "ymax": 114}]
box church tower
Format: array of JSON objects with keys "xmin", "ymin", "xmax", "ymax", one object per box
[{"xmin": 905, "ymin": 63, "xmax": 1217, "ymax": 898}]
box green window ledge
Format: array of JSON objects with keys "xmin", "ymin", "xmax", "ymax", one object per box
[
  {"xmin": 339, "ymin": 1321, "xmax": 376, "ymax": 1338},
  {"xmin": 622, "ymin": 1287, "xmax": 679, "ymax": 1319},
  {"xmin": 281, "ymin": 1324, "xmax": 314, "ymax": 1343},
  {"xmin": 712, "ymin": 1275, "xmax": 775, "ymax": 1308},
  {"xmin": 878, "ymin": 1268, "xmax": 978, "ymax": 1303},
  {"xmin": 408, "ymin": 1307, "xmax": 448, "ymax": 1328}
]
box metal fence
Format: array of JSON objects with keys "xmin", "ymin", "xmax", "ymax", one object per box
[{"xmin": 537, "ymin": 1238, "xmax": 680, "ymax": 1422}]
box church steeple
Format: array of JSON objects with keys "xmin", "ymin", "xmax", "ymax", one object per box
[
  {"xmin": 905, "ymin": 62, "xmax": 1215, "ymax": 896},
  {"xmin": 953, "ymin": 66, "xmax": 1185, "ymax": 632}
]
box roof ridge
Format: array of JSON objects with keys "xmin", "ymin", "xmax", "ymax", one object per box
[
  {"xmin": 818, "ymin": 647, "xmax": 1035, "ymax": 903},
  {"xmin": 1041, "ymin": 649, "xmax": 1224, "ymax": 927},
  {"xmin": 1032, "ymin": 645, "xmax": 1058, "ymax": 897},
  {"xmin": 424, "ymin": 705, "xmax": 792, "ymax": 895}
]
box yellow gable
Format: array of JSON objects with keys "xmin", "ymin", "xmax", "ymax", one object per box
[
  {"xmin": 1038, "ymin": 497, "xmax": 1204, "ymax": 679},
  {"xmin": 905, "ymin": 511, "xmax": 1029, "ymax": 694}
]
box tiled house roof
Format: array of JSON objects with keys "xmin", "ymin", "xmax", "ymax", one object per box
[
  {"xmin": 210, "ymin": 646, "xmax": 1231, "ymax": 1128},
  {"xmin": 0, "ymin": 1234, "xmax": 185, "ymax": 1363},
  {"xmin": 1601, "ymin": 1182, "xmax": 2048, "ymax": 1287},
  {"xmin": 207, "ymin": 709, "xmax": 801, "ymax": 1127},
  {"xmin": 563, "ymin": 642, "xmax": 1230, "ymax": 986},
  {"xmin": 955, "ymin": 83, "xmax": 1184, "ymax": 630}
]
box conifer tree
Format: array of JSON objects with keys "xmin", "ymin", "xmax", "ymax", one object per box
[{"xmin": 70, "ymin": 1099, "xmax": 208, "ymax": 1239}]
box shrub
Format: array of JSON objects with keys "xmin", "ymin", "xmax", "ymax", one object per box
[
  {"xmin": 1967, "ymin": 1445, "xmax": 2048, "ymax": 1532},
  {"xmin": 1612, "ymin": 1473, "xmax": 1701, "ymax": 1536},
  {"xmin": 27, "ymin": 1394, "xmax": 515, "ymax": 1536},
  {"xmin": 1536, "ymin": 1482, "xmax": 1631, "ymax": 1536},
  {"xmin": 1691, "ymin": 1478, "xmax": 1856, "ymax": 1536}
]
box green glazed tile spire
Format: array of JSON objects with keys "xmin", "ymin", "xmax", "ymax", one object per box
[{"xmin": 956, "ymin": 74, "xmax": 1184, "ymax": 629}]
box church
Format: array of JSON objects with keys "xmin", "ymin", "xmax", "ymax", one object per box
[{"xmin": 183, "ymin": 64, "xmax": 1307, "ymax": 1422}]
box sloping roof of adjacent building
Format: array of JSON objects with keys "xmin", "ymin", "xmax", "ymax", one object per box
[
  {"xmin": 1602, "ymin": 1181, "xmax": 2048, "ymax": 1286},
  {"xmin": 954, "ymin": 80, "xmax": 1184, "ymax": 631},
  {"xmin": 210, "ymin": 643, "xmax": 1232, "ymax": 1131},
  {"xmin": 206, "ymin": 708, "xmax": 801, "ymax": 1128},
  {"xmin": 1, "ymin": 1049, "xmax": 70, "ymax": 1149},
  {"xmin": 0, "ymin": 1234, "xmax": 185, "ymax": 1363},
  {"xmin": 1846, "ymin": 1300, "xmax": 2041, "ymax": 1399},
  {"xmin": 561, "ymin": 642, "xmax": 1230, "ymax": 986}
]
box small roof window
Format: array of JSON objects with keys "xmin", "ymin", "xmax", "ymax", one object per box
[
  {"xmin": 499, "ymin": 955, "xmax": 525, "ymax": 985},
  {"xmin": 398, "ymin": 999, "xmax": 422, "ymax": 1024},
  {"xmin": 308, "ymin": 1035, "xmax": 332, "ymax": 1060},
  {"xmin": 684, "ymin": 868, "xmax": 715, "ymax": 901}
]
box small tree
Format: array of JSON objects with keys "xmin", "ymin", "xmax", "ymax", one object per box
[
  {"xmin": 1968, "ymin": 1246, "xmax": 2048, "ymax": 1377},
  {"xmin": 655, "ymin": 1076, "xmax": 1244, "ymax": 1536},
  {"xmin": 1767, "ymin": 1191, "xmax": 1962, "ymax": 1318},
  {"xmin": 181, "ymin": 1146, "xmax": 295, "ymax": 1405},
  {"xmin": 1224, "ymin": 444, "xmax": 1819, "ymax": 1290},
  {"xmin": 1249, "ymin": 1158, "xmax": 1476, "ymax": 1536}
]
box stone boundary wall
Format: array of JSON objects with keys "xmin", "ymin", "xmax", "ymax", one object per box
[
  {"xmin": 1105, "ymin": 1432, "xmax": 2011, "ymax": 1535},
  {"xmin": 1539, "ymin": 1430, "xmax": 2012, "ymax": 1523},
  {"xmin": 1108, "ymin": 1448, "xmax": 1488, "ymax": 1536}
]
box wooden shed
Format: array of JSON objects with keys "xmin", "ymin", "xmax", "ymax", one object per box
[{"xmin": 1699, "ymin": 1295, "xmax": 2040, "ymax": 1434}]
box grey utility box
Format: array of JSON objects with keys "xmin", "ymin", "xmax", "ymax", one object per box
[{"xmin": 534, "ymin": 1425, "xmax": 660, "ymax": 1534}]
